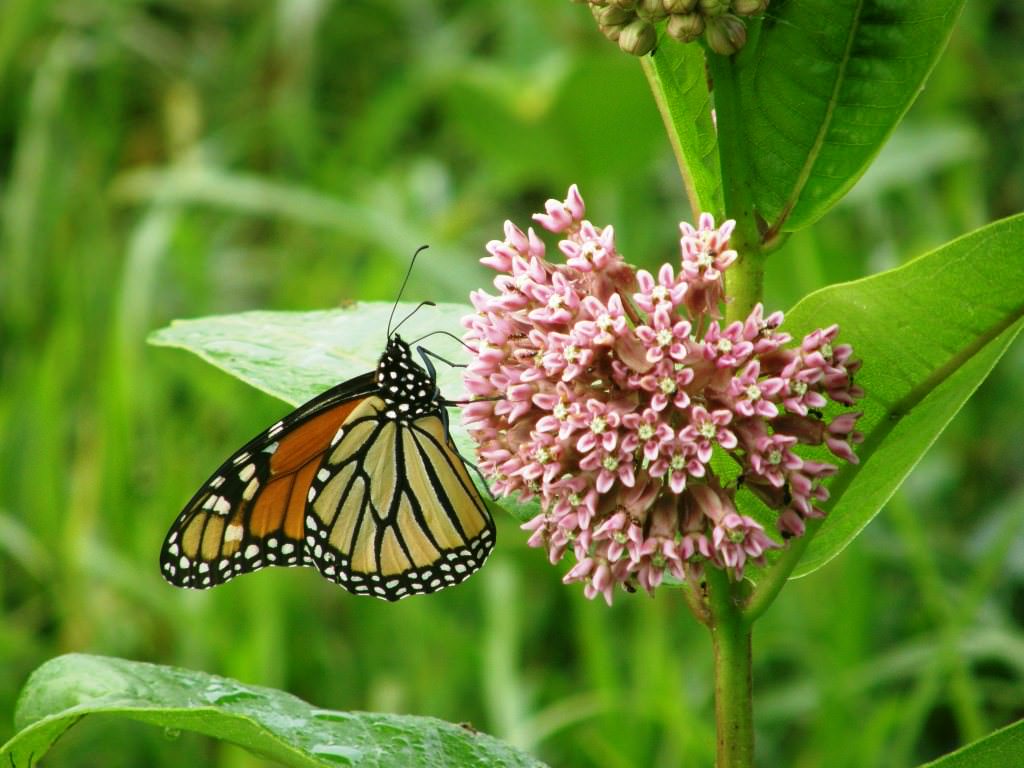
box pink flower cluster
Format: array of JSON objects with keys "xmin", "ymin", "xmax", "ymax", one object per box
[{"xmin": 462, "ymin": 186, "xmax": 864, "ymax": 604}]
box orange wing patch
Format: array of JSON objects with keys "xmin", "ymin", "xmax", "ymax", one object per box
[
  {"xmin": 161, "ymin": 392, "xmax": 373, "ymax": 589},
  {"xmin": 243, "ymin": 397, "xmax": 368, "ymax": 539},
  {"xmin": 270, "ymin": 398, "xmax": 364, "ymax": 475}
]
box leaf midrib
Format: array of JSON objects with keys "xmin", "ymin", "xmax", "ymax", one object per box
[{"xmin": 766, "ymin": 0, "xmax": 865, "ymax": 238}]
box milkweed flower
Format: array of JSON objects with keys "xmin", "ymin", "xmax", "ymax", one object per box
[{"xmin": 463, "ymin": 186, "xmax": 864, "ymax": 604}]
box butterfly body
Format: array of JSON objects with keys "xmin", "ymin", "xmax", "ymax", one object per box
[{"xmin": 160, "ymin": 334, "xmax": 494, "ymax": 601}]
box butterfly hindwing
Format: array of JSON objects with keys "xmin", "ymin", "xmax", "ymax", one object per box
[
  {"xmin": 160, "ymin": 373, "xmax": 376, "ymax": 588},
  {"xmin": 304, "ymin": 399, "xmax": 495, "ymax": 600}
]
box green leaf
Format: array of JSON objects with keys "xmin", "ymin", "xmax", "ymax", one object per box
[
  {"xmin": 918, "ymin": 718, "xmax": 1024, "ymax": 767},
  {"xmin": 148, "ymin": 303, "xmax": 470, "ymax": 408},
  {"xmin": 781, "ymin": 214, "xmax": 1024, "ymax": 577},
  {"xmin": 0, "ymin": 654, "xmax": 547, "ymax": 768},
  {"xmin": 641, "ymin": 43, "xmax": 723, "ymax": 219},
  {"xmin": 723, "ymin": 0, "xmax": 965, "ymax": 234},
  {"xmin": 148, "ymin": 302, "xmax": 540, "ymax": 521}
]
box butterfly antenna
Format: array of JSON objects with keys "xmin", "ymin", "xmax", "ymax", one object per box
[
  {"xmin": 391, "ymin": 300, "xmax": 436, "ymax": 337},
  {"xmin": 387, "ymin": 244, "xmax": 430, "ymax": 338}
]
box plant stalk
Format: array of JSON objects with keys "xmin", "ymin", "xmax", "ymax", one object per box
[
  {"xmin": 706, "ymin": 567, "xmax": 754, "ymax": 768},
  {"xmin": 648, "ymin": 40, "xmax": 765, "ymax": 767}
]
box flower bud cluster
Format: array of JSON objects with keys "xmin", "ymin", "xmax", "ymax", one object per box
[
  {"xmin": 462, "ymin": 186, "xmax": 863, "ymax": 604},
  {"xmin": 573, "ymin": 0, "xmax": 769, "ymax": 56}
]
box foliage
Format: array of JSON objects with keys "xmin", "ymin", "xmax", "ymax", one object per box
[
  {"xmin": 777, "ymin": 216, "xmax": 1024, "ymax": 576},
  {"xmin": 1, "ymin": 1, "xmax": 1023, "ymax": 767},
  {"xmin": 1, "ymin": 654, "xmax": 546, "ymax": 768}
]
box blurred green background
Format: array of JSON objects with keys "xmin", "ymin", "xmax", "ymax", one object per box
[{"xmin": 1, "ymin": 1, "xmax": 1022, "ymax": 766}]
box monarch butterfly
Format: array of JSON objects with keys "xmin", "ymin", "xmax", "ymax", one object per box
[{"xmin": 159, "ymin": 270, "xmax": 495, "ymax": 601}]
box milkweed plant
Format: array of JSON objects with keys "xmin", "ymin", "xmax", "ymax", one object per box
[
  {"xmin": 4, "ymin": 2, "xmax": 1022, "ymax": 768},
  {"xmin": 458, "ymin": 188, "xmax": 869, "ymax": 767}
]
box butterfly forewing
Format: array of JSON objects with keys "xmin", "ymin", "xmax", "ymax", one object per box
[{"xmin": 160, "ymin": 373, "xmax": 376, "ymax": 588}]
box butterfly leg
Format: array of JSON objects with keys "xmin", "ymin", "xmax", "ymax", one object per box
[{"xmin": 416, "ymin": 345, "xmax": 467, "ymax": 371}]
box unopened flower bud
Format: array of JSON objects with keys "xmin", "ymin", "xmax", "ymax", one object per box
[
  {"xmin": 663, "ymin": 0, "xmax": 698, "ymax": 12},
  {"xmin": 731, "ymin": 0, "xmax": 769, "ymax": 14},
  {"xmin": 610, "ymin": 0, "xmax": 639, "ymax": 9},
  {"xmin": 705, "ymin": 13, "xmax": 747, "ymax": 55},
  {"xmin": 617, "ymin": 18, "xmax": 657, "ymax": 55},
  {"xmin": 592, "ymin": 3, "xmax": 629, "ymax": 42},
  {"xmin": 699, "ymin": 0, "xmax": 731, "ymax": 16},
  {"xmin": 597, "ymin": 4, "xmax": 634, "ymax": 25},
  {"xmin": 666, "ymin": 12, "xmax": 704, "ymax": 41},
  {"xmin": 638, "ymin": 0, "xmax": 668, "ymax": 20}
]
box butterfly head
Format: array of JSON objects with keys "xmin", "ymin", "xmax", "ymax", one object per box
[{"xmin": 376, "ymin": 334, "xmax": 437, "ymax": 420}]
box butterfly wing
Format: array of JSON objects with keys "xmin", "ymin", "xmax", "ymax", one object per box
[
  {"xmin": 305, "ymin": 397, "xmax": 495, "ymax": 601},
  {"xmin": 160, "ymin": 372, "xmax": 377, "ymax": 588}
]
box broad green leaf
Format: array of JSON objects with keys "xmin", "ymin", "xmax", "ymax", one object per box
[
  {"xmin": 919, "ymin": 718, "xmax": 1024, "ymax": 767},
  {"xmin": 0, "ymin": 654, "xmax": 547, "ymax": 768},
  {"xmin": 148, "ymin": 303, "xmax": 540, "ymax": 521},
  {"xmin": 642, "ymin": 43, "xmax": 723, "ymax": 220},
  {"xmin": 149, "ymin": 303, "xmax": 471, "ymax": 410},
  {"xmin": 723, "ymin": 0, "xmax": 965, "ymax": 233},
  {"xmin": 780, "ymin": 214, "xmax": 1024, "ymax": 577}
]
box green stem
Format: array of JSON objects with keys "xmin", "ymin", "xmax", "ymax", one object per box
[{"xmin": 706, "ymin": 567, "xmax": 754, "ymax": 768}]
